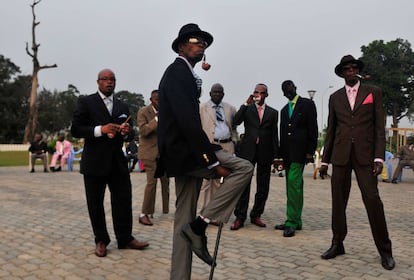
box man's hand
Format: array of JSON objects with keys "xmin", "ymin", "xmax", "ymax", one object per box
[
  {"xmin": 215, "ymin": 165, "xmax": 231, "ymax": 178},
  {"xmin": 305, "ymin": 153, "xmax": 314, "ymax": 164},
  {"xmin": 119, "ymin": 122, "xmax": 130, "ymax": 135},
  {"xmin": 101, "ymin": 123, "xmax": 120, "ymax": 138},
  {"xmin": 319, "ymin": 165, "xmax": 328, "ymax": 179},
  {"xmin": 373, "ymin": 162, "xmax": 383, "ymax": 176},
  {"xmin": 245, "ymin": 95, "xmax": 254, "ymax": 105}
]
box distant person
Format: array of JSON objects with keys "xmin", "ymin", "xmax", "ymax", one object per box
[
  {"xmin": 156, "ymin": 23, "xmax": 253, "ymax": 280},
  {"xmin": 126, "ymin": 138, "xmax": 138, "ymax": 172},
  {"xmin": 274, "ymin": 80, "xmax": 318, "ymax": 237},
  {"xmin": 199, "ymin": 83, "xmax": 237, "ymax": 211},
  {"xmin": 230, "ymin": 83, "xmax": 279, "ymax": 230},
  {"xmin": 137, "ymin": 90, "xmax": 170, "ymax": 226},
  {"xmin": 50, "ymin": 133, "xmax": 72, "ymax": 172},
  {"xmin": 28, "ymin": 132, "xmax": 49, "ymax": 173},
  {"xmin": 391, "ymin": 135, "xmax": 414, "ymax": 183},
  {"xmin": 71, "ymin": 68, "xmax": 148, "ymax": 258},
  {"xmin": 319, "ymin": 55, "xmax": 394, "ymax": 270}
]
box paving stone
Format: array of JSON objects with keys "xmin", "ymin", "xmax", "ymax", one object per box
[{"xmin": 0, "ymin": 166, "xmax": 413, "ymax": 279}]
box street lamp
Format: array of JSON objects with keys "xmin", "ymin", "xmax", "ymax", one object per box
[
  {"xmin": 321, "ymin": 86, "xmax": 334, "ymax": 131},
  {"xmin": 307, "ymin": 90, "xmax": 316, "ymax": 100}
]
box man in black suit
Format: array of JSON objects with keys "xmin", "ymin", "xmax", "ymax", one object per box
[
  {"xmin": 156, "ymin": 24, "xmax": 253, "ymax": 280},
  {"xmin": 71, "ymin": 69, "xmax": 148, "ymax": 258},
  {"xmin": 230, "ymin": 84, "xmax": 279, "ymax": 230},
  {"xmin": 319, "ymin": 55, "xmax": 394, "ymax": 270},
  {"xmin": 274, "ymin": 80, "xmax": 318, "ymax": 237}
]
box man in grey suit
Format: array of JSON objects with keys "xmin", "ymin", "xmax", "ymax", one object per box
[
  {"xmin": 199, "ymin": 83, "xmax": 237, "ymax": 211},
  {"xmin": 156, "ymin": 24, "xmax": 253, "ymax": 280},
  {"xmin": 319, "ymin": 55, "xmax": 394, "ymax": 270}
]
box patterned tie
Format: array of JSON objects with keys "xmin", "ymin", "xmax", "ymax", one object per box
[
  {"xmin": 214, "ymin": 105, "xmax": 224, "ymax": 122},
  {"xmin": 104, "ymin": 97, "xmax": 112, "ymax": 115},
  {"xmin": 193, "ymin": 72, "xmax": 202, "ymax": 96},
  {"xmin": 288, "ymin": 101, "xmax": 293, "ymax": 118}
]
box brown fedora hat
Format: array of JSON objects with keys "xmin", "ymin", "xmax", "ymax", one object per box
[
  {"xmin": 172, "ymin": 23, "xmax": 213, "ymax": 53},
  {"xmin": 334, "ymin": 55, "xmax": 364, "ymax": 77}
]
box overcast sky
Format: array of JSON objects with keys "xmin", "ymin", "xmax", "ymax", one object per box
[{"xmin": 1, "ymin": 0, "xmax": 413, "ymax": 128}]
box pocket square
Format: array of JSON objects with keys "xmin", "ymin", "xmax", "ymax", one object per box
[
  {"xmin": 118, "ymin": 114, "xmax": 128, "ymax": 119},
  {"xmin": 362, "ymin": 93, "xmax": 373, "ymax": 104}
]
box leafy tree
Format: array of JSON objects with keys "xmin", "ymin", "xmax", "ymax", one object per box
[
  {"xmin": 37, "ymin": 85, "xmax": 79, "ymax": 134},
  {"xmin": 115, "ymin": 90, "xmax": 145, "ymax": 127},
  {"xmin": 0, "ymin": 75, "xmax": 31, "ymax": 143},
  {"xmin": 0, "ymin": 54, "xmax": 20, "ymax": 87},
  {"xmin": 360, "ymin": 38, "xmax": 414, "ymax": 127}
]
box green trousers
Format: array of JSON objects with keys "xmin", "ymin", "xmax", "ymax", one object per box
[{"xmin": 285, "ymin": 162, "xmax": 304, "ymax": 229}]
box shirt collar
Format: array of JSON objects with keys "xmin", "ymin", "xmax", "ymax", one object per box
[
  {"xmin": 98, "ymin": 90, "xmax": 113, "ymax": 102},
  {"xmin": 210, "ymin": 100, "xmax": 222, "ymax": 108},
  {"xmin": 345, "ymin": 80, "xmax": 360, "ymax": 93},
  {"xmin": 290, "ymin": 94, "xmax": 299, "ymax": 104}
]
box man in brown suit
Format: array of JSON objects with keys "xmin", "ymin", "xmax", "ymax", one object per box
[
  {"xmin": 391, "ymin": 135, "xmax": 414, "ymax": 183},
  {"xmin": 319, "ymin": 55, "xmax": 394, "ymax": 270},
  {"xmin": 137, "ymin": 90, "xmax": 170, "ymax": 226}
]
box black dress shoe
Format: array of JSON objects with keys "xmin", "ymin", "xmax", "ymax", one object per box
[
  {"xmin": 391, "ymin": 178, "xmax": 398, "ymax": 184},
  {"xmin": 283, "ymin": 227, "xmax": 295, "ymax": 237},
  {"xmin": 381, "ymin": 255, "xmax": 395, "ymax": 270},
  {"xmin": 321, "ymin": 243, "xmax": 345, "ymax": 259},
  {"xmin": 274, "ymin": 224, "xmax": 302, "ymax": 230},
  {"xmin": 181, "ymin": 223, "xmax": 215, "ymax": 267}
]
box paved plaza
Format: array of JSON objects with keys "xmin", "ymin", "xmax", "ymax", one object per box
[{"xmin": 1, "ymin": 164, "xmax": 413, "ymax": 280}]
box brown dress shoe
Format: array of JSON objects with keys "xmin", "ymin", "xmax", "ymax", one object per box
[
  {"xmin": 95, "ymin": 242, "xmax": 107, "ymax": 257},
  {"xmin": 139, "ymin": 215, "xmax": 153, "ymax": 226},
  {"xmin": 118, "ymin": 239, "xmax": 149, "ymax": 250},
  {"xmin": 251, "ymin": 217, "xmax": 266, "ymax": 227},
  {"xmin": 230, "ymin": 218, "xmax": 244, "ymax": 230}
]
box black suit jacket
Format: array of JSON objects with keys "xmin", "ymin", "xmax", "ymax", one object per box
[
  {"xmin": 234, "ymin": 103, "xmax": 279, "ymax": 165},
  {"xmin": 156, "ymin": 58, "xmax": 219, "ymax": 177},
  {"xmin": 322, "ymin": 83, "xmax": 385, "ymax": 166},
  {"xmin": 71, "ymin": 92, "xmax": 134, "ymax": 176},
  {"xmin": 279, "ymin": 96, "xmax": 318, "ymax": 166}
]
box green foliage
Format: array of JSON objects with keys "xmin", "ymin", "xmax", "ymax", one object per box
[
  {"xmin": 115, "ymin": 90, "xmax": 146, "ymax": 127},
  {"xmin": 360, "ymin": 38, "xmax": 414, "ymax": 127}
]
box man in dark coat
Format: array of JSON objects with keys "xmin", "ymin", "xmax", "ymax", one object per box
[
  {"xmin": 274, "ymin": 80, "xmax": 318, "ymax": 237},
  {"xmin": 230, "ymin": 83, "xmax": 279, "ymax": 230},
  {"xmin": 156, "ymin": 23, "xmax": 253, "ymax": 280},
  {"xmin": 71, "ymin": 68, "xmax": 148, "ymax": 258},
  {"xmin": 319, "ymin": 55, "xmax": 394, "ymax": 270}
]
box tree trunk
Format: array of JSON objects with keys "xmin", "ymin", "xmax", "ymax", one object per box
[{"xmin": 22, "ymin": 0, "xmax": 57, "ymax": 143}]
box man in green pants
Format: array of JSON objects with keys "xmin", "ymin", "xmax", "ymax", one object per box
[{"xmin": 274, "ymin": 80, "xmax": 318, "ymax": 237}]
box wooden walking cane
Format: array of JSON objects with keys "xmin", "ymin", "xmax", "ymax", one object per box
[{"xmin": 209, "ymin": 222, "xmax": 223, "ymax": 280}]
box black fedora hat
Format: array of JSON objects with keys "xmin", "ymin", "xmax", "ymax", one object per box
[
  {"xmin": 334, "ymin": 55, "xmax": 364, "ymax": 77},
  {"xmin": 172, "ymin": 23, "xmax": 213, "ymax": 53}
]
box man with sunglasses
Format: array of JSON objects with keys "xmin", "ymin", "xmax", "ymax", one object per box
[
  {"xmin": 230, "ymin": 84, "xmax": 279, "ymax": 230},
  {"xmin": 156, "ymin": 23, "xmax": 253, "ymax": 280},
  {"xmin": 319, "ymin": 55, "xmax": 394, "ymax": 270}
]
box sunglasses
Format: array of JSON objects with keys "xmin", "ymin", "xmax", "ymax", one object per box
[
  {"xmin": 188, "ymin": 38, "xmax": 208, "ymax": 47},
  {"xmin": 253, "ymin": 91, "xmax": 267, "ymax": 94}
]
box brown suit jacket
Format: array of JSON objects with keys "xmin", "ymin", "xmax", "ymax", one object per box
[
  {"xmin": 322, "ymin": 83, "xmax": 385, "ymax": 166},
  {"xmin": 137, "ymin": 104, "xmax": 159, "ymax": 161}
]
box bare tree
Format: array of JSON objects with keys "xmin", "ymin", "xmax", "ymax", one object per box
[{"xmin": 23, "ymin": 0, "xmax": 57, "ymax": 143}]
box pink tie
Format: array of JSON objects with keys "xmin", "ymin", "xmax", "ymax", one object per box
[
  {"xmin": 348, "ymin": 88, "xmax": 357, "ymax": 110},
  {"xmin": 258, "ymin": 106, "xmax": 264, "ymax": 122}
]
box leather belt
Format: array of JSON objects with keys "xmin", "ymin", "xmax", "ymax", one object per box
[{"xmin": 213, "ymin": 138, "xmax": 232, "ymax": 143}]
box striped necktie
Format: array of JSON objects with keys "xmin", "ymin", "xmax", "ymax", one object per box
[{"xmin": 214, "ymin": 105, "xmax": 224, "ymax": 122}]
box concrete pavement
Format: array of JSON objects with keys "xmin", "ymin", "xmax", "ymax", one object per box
[{"xmin": 1, "ymin": 164, "xmax": 413, "ymax": 279}]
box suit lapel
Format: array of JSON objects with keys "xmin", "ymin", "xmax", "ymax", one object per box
[{"xmin": 353, "ymin": 85, "xmax": 369, "ymax": 112}]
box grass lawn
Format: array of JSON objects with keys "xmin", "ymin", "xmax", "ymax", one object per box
[{"xmin": 0, "ymin": 151, "xmax": 32, "ymax": 167}]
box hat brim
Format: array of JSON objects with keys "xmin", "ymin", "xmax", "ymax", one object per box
[
  {"xmin": 335, "ymin": 59, "xmax": 364, "ymax": 77},
  {"xmin": 172, "ymin": 30, "xmax": 213, "ymax": 53}
]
